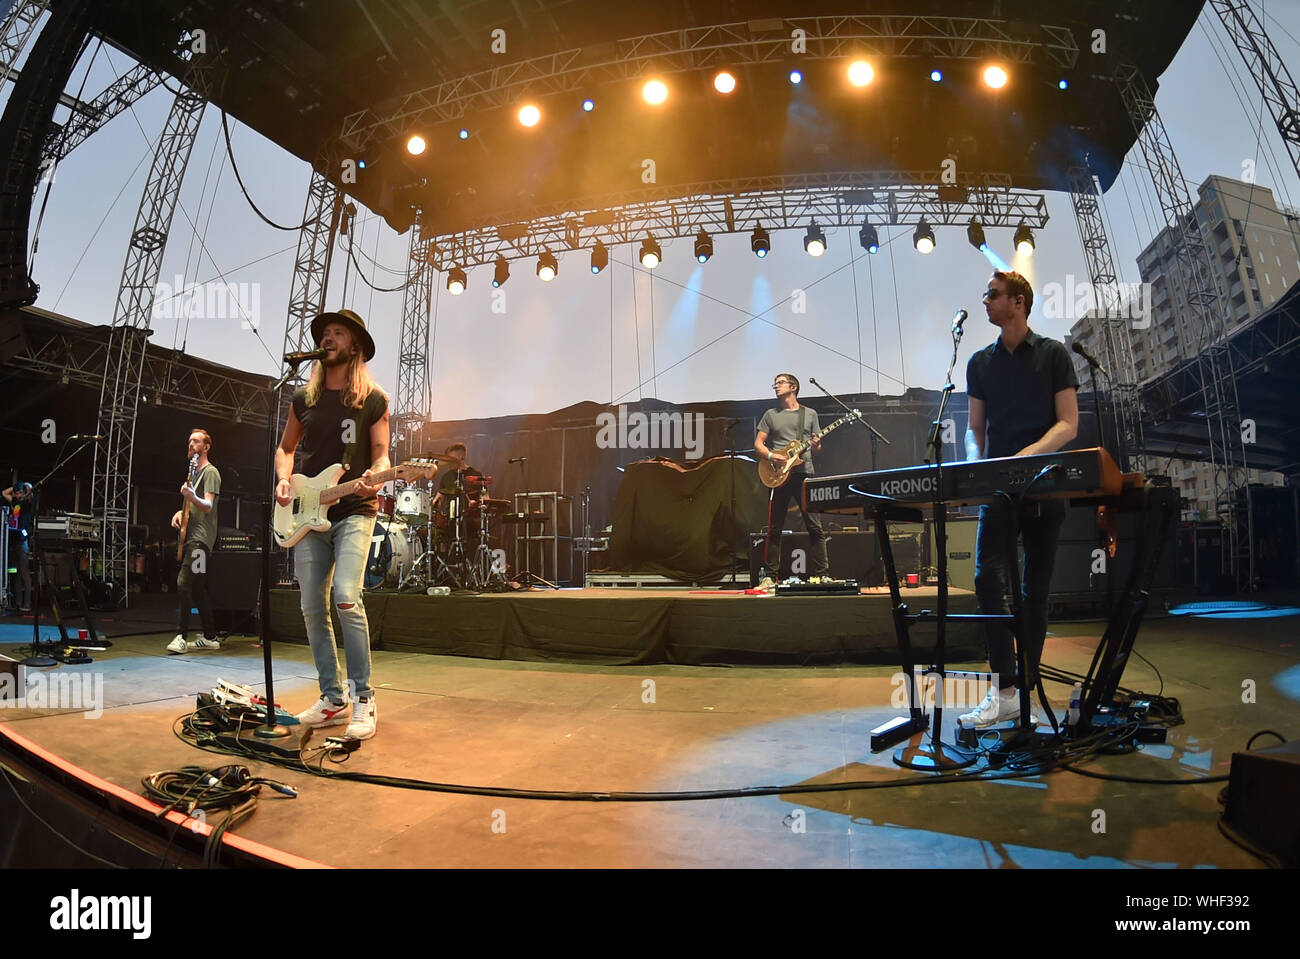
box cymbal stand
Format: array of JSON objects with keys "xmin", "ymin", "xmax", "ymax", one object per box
[{"xmin": 470, "ymin": 503, "xmax": 508, "ymax": 591}]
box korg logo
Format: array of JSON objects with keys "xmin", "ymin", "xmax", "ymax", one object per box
[
  {"xmin": 881, "ymin": 477, "xmax": 936, "ymax": 497},
  {"xmin": 808, "ymin": 486, "xmax": 840, "ymax": 502}
]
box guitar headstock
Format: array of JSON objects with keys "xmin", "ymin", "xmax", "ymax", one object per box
[
  {"xmin": 395, "ymin": 458, "xmax": 439, "ymax": 482},
  {"xmin": 187, "ymin": 453, "xmax": 199, "ymax": 482}
]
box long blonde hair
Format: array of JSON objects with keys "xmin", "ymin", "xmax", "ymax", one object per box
[{"xmin": 303, "ymin": 332, "xmax": 386, "ymax": 410}]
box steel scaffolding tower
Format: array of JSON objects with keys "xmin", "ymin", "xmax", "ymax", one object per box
[
  {"xmin": 1065, "ymin": 162, "xmax": 1145, "ymax": 473},
  {"xmin": 91, "ymin": 61, "xmax": 209, "ymax": 601},
  {"xmin": 1116, "ymin": 63, "xmax": 1251, "ymax": 585},
  {"xmin": 392, "ymin": 219, "xmax": 433, "ymax": 460}
]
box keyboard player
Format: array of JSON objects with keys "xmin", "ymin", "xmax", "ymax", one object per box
[{"xmin": 958, "ymin": 270, "xmax": 1079, "ymax": 729}]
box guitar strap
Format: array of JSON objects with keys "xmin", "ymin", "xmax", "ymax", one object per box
[{"xmin": 797, "ymin": 405, "xmax": 807, "ymax": 470}]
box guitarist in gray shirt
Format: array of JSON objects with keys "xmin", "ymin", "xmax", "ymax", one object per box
[
  {"xmin": 754, "ymin": 373, "xmax": 829, "ymax": 581},
  {"xmin": 167, "ymin": 428, "xmax": 220, "ymax": 653}
]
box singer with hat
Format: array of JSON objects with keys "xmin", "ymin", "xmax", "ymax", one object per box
[{"xmin": 274, "ymin": 309, "xmax": 389, "ymax": 741}]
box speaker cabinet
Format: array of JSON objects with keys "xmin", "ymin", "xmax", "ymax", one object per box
[
  {"xmin": 207, "ymin": 551, "xmax": 261, "ymax": 611},
  {"xmin": 1223, "ymin": 740, "xmax": 1300, "ymax": 867}
]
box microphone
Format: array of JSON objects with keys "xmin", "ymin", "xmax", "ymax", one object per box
[
  {"xmin": 1071, "ymin": 341, "xmax": 1109, "ymax": 377},
  {"xmin": 951, "ymin": 309, "xmax": 968, "ymax": 335},
  {"xmin": 68, "ymin": 434, "xmax": 103, "ymax": 441},
  {"xmin": 508, "ymin": 457, "xmax": 527, "ymax": 464},
  {"xmin": 284, "ymin": 348, "xmax": 328, "ymax": 365}
]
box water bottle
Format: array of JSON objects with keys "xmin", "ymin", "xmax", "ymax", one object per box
[{"xmin": 1067, "ymin": 682, "xmax": 1083, "ymax": 728}]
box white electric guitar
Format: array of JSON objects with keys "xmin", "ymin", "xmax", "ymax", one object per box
[{"xmin": 273, "ymin": 458, "xmax": 438, "ymax": 548}]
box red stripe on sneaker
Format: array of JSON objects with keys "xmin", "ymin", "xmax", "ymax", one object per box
[{"xmin": 322, "ymin": 705, "xmax": 347, "ymax": 719}]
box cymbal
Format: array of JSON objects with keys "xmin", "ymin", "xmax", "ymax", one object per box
[{"xmin": 417, "ymin": 452, "xmax": 463, "ymax": 463}]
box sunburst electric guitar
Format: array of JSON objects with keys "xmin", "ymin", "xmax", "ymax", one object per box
[
  {"xmin": 273, "ymin": 458, "xmax": 438, "ymax": 549},
  {"xmin": 177, "ymin": 453, "xmax": 199, "ymax": 560},
  {"xmin": 757, "ymin": 410, "xmax": 860, "ymax": 489}
]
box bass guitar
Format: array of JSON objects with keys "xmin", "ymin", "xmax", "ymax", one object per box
[
  {"xmin": 758, "ymin": 410, "xmax": 860, "ymax": 489},
  {"xmin": 273, "ymin": 458, "xmax": 438, "ymax": 548}
]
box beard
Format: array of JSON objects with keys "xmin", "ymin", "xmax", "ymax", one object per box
[{"xmin": 322, "ymin": 348, "xmax": 353, "ymax": 369}]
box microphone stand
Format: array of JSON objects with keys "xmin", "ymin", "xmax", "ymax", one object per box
[
  {"xmin": 895, "ymin": 321, "xmax": 975, "ymax": 771},
  {"xmin": 724, "ymin": 418, "xmax": 743, "ymax": 585},
  {"xmin": 1084, "ymin": 358, "xmax": 1116, "ymax": 614},
  {"xmin": 513, "ymin": 457, "xmax": 557, "ymax": 590},
  {"xmin": 809, "ymin": 378, "xmax": 891, "ymax": 450}
]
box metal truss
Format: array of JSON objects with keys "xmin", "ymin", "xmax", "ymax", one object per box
[
  {"xmin": 0, "ymin": 1, "xmax": 50, "ymax": 73},
  {"xmin": 39, "ymin": 59, "xmax": 164, "ymax": 171},
  {"xmin": 91, "ymin": 58, "xmax": 210, "ymax": 600},
  {"xmin": 1065, "ymin": 163, "xmax": 1145, "ymax": 474},
  {"xmin": 1116, "ymin": 63, "xmax": 1251, "ymax": 585},
  {"xmin": 392, "ymin": 221, "xmax": 434, "ymax": 459},
  {"xmin": 1210, "ymin": 0, "xmax": 1300, "ymax": 186},
  {"xmin": 340, "ymin": 16, "xmax": 1078, "ymax": 147},
  {"xmin": 428, "ymin": 171, "xmax": 1049, "ymax": 271},
  {"xmin": 11, "ymin": 313, "xmax": 278, "ymax": 426}
]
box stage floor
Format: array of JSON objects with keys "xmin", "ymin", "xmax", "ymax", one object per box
[{"xmin": 3, "ymin": 596, "xmax": 1295, "ymax": 868}]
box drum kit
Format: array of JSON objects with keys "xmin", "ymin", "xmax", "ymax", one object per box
[{"xmin": 367, "ymin": 455, "xmax": 513, "ymax": 591}]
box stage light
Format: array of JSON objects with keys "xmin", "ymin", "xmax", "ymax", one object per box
[
  {"xmin": 492, "ymin": 255, "xmax": 509, "ymax": 287},
  {"xmin": 913, "ymin": 218, "xmax": 935, "ymax": 254},
  {"xmin": 803, "ymin": 223, "xmax": 827, "ymax": 257},
  {"xmin": 930, "ymin": 69, "xmax": 943, "ymax": 82},
  {"xmin": 848, "ymin": 59, "xmax": 875, "ymax": 87},
  {"xmin": 591, "ymin": 241, "xmax": 608, "ymax": 274},
  {"xmin": 518, "ymin": 103, "xmax": 541, "ymax": 127},
  {"xmin": 751, "ymin": 224, "xmax": 770, "ymax": 258},
  {"xmin": 537, "ymin": 250, "xmax": 557, "ymax": 281},
  {"xmin": 789, "ymin": 69, "xmax": 803, "ymax": 84},
  {"xmin": 643, "ymin": 79, "xmax": 668, "ymax": 105},
  {"xmin": 406, "ymin": 134, "xmax": 426, "ymax": 156},
  {"xmin": 859, "ymin": 223, "xmax": 879, "ymax": 254},
  {"xmin": 1015, "ymin": 222, "xmax": 1035, "ymax": 256},
  {"xmin": 694, "ymin": 229, "xmax": 713, "ymax": 263},
  {"xmin": 447, "ymin": 265, "xmax": 467, "ymax": 295},
  {"xmin": 583, "ymin": 98, "xmax": 595, "ymax": 111},
  {"xmin": 458, "ymin": 128, "xmax": 469, "ymax": 140},
  {"xmin": 967, "ymin": 219, "xmax": 988, "ymax": 252},
  {"xmin": 639, "ymin": 235, "xmax": 662, "ymax": 269},
  {"xmin": 357, "ymin": 159, "xmax": 367, "ymax": 169},
  {"xmin": 1058, "ymin": 79, "xmax": 1069, "ymax": 90},
  {"xmin": 983, "ymin": 65, "xmax": 1008, "ymax": 89},
  {"xmin": 714, "ymin": 71, "xmax": 736, "ymax": 94}
]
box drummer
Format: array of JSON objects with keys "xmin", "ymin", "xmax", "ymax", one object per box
[{"xmin": 432, "ymin": 443, "xmax": 487, "ymax": 514}]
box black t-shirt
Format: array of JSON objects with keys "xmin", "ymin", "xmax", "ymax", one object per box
[
  {"xmin": 966, "ymin": 329, "xmax": 1078, "ymax": 459},
  {"xmin": 292, "ymin": 387, "xmax": 389, "ymax": 521},
  {"xmin": 6, "ymin": 498, "xmax": 33, "ymax": 539}
]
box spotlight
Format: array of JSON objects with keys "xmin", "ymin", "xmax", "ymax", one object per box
[
  {"xmin": 639, "ymin": 235, "xmax": 662, "ymax": 269},
  {"xmin": 859, "ymin": 223, "xmax": 879, "ymax": 254},
  {"xmin": 930, "ymin": 69, "xmax": 943, "ymax": 82},
  {"xmin": 789, "ymin": 69, "xmax": 803, "ymax": 84},
  {"xmin": 803, "ymin": 223, "xmax": 827, "ymax": 257},
  {"xmin": 848, "ymin": 59, "xmax": 875, "ymax": 87},
  {"xmin": 751, "ymin": 224, "xmax": 771, "ymax": 258},
  {"xmin": 714, "ymin": 71, "xmax": 736, "ymax": 94},
  {"xmin": 458, "ymin": 128, "xmax": 469, "ymax": 140},
  {"xmin": 983, "ymin": 65, "xmax": 1008, "ymax": 89},
  {"xmin": 357, "ymin": 159, "xmax": 367, "ymax": 169},
  {"xmin": 406, "ymin": 134, "xmax": 426, "ymax": 156},
  {"xmin": 1015, "ymin": 222, "xmax": 1035, "ymax": 256},
  {"xmin": 590, "ymin": 241, "xmax": 608, "ymax": 274},
  {"xmin": 642, "ymin": 79, "xmax": 668, "ymax": 105},
  {"xmin": 583, "ymin": 98, "xmax": 595, "ymax": 111},
  {"xmin": 694, "ymin": 229, "xmax": 713, "ymax": 263},
  {"xmin": 447, "ymin": 265, "xmax": 467, "ymax": 295},
  {"xmin": 492, "ymin": 255, "xmax": 509, "ymax": 288},
  {"xmin": 967, "ymin": 219, "xmax": 988, "ymax": 252},
  {"xmin": 518, "ymin": 104, "xmax": 541, "ymax": 127},
  {"xmin": 537, "ymin": 250, "xmax": 557, "ymax": 281},
  {"xmin": 913, "ymin": 218, "xmax": 935, "ymax": 254}
]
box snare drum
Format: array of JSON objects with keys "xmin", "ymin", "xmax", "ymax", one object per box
[
  {"xmin": 365, "ymin": 519, "xmax": 415, "ymax": 589},
  {"xmin": 395, "ymin": 487, "xmax": 430, "ymax": 520},
  {"xmin": 377, "ymin": 490, "xmax": 396, "ymax": 518}
]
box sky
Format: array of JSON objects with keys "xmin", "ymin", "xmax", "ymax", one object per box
[{"xmin": 13, "ymin": 2, "xmax": 1300, "ymax": 422}]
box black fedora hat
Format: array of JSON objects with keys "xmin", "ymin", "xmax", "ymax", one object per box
[{"xmin": 311, "ymin": 308, "xmax": 376, "ymax": 361}]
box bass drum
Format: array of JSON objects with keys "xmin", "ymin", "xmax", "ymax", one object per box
[{"xmin": 365, "ymin": 519, "xmax": 415, "ymax": 589}]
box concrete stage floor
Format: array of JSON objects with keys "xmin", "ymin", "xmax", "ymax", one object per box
[{"xmin": 1, "ymin": 597, "xmax": 1296, "ymax": 868}]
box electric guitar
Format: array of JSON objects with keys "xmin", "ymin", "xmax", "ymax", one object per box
[
  {"xmin": 758, "ymin": 410, "xmax": 860, "ymax": 489},
  {"xmin": 273, "ymin": 458, "xmax": 438, "ymax": 548},
  {"xmin": 177, "ymin": 453, "xmax": 199, "ymax": 561}
]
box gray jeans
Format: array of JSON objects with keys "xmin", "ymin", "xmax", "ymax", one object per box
[{"xmin": 294, "ymin": 513, "xmax": 377, "ymax": 703}]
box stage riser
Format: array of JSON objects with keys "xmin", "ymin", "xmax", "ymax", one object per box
[{"xmin": 269, "ymin": 589, "xmax": 983, "ymax": 667}]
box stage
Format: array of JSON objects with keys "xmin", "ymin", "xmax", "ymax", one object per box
[{"xmin": 2, "ymin": 591, "xmax": 1295, "ymax": 869}]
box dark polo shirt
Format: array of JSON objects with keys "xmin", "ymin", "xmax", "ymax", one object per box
[{"xmin": 966, "ymin": 328, "xmax": 1077, "ymax": 459}]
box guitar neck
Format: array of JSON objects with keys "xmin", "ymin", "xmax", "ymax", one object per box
[
  {"xmin": 802, "ymin": 412, "xmax": 855, "ymax": 447},
  {"xmin": 320, "ymin": 465, "xmax": 402, "ymax": 505}
]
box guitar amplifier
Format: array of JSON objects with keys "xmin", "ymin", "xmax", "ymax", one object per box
[{"xmin": 217, "ymin": 527, "xmax": 260, "ymax": 552}]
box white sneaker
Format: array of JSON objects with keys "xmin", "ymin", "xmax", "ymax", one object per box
[
  {"xmin": 959, "ymin": 687, "xmax": 1021, "ymax": 729},
  {"xmin": 345, "ymin": 697, "xmax": 377, "ymax": 740},
  {"xmin": 296, "ymin": 696, "xmax": 352, "ymax": 728},
  {"xmin": 190, "ymin": 637, "xmax": 221, "ymax": 651},
  {"xmin": 166, "ymin": 634, "xmax": 188, "ymax": 654}
]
